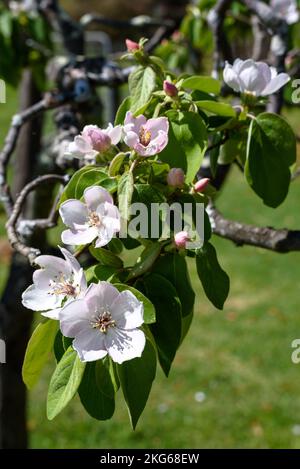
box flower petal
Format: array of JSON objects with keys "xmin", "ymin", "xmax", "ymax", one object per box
[
  {"xmin": 223, "ymin": 63, "xmax": 242, "ymax": 92},
  {"xmin": 84, "ymin": 282, "xmax": 119, "ymax": 312},
  {"xmin": 261, "ymin": 72, "xmax": 290, "ymax": 96},
  {"xmin": 61, "ymin": 226, "xmax": 98, "ymax": 245},
  {"xmin": 144, "ymin": 117, "xmax": 169, "ymax": 138},
  {"xmin": 34, "ymin": 254, "xmax": 69, "ymax": 274},
  {"xmin": 124, "ymin": 111, "xmax": 147, "ymax": 132},
  {"xmin": 124, "ymin": 130, "xmax": 139, "ymax": 148},
  {"xmin": 60, "ymin": 247, "xmax": 81, "ymax": 273},
  {"xmin": 83, "ymin": 185, "xmax": 113, "ymax": 210},
  {"xmin": 59, "ymin": 298, "xmax": 91, "ymax": 337},
  {"xmin": 110, "ymin": 290, "xmax": 144, "ymax": 329},
  {"xmin": 73, "ymin": 328, "xmax": 107, "ymax": 362},
  {"xmin": 106, "ymin": 124, "xmax": 122, "ymax": 145},
  {"xmin": 22, "ymin": 284, "xmax": 62, "ymax": 311},
  {"xmin": 105, "ymin": 328, "xmax": 146, "ymax": 364},
  {"xmin": 59, "ymin": 199, "xmax": 88, "ymax": 229}
]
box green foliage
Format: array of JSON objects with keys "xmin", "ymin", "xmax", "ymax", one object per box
[
  {"xmin": 47, "ymin": 347, "xmax": 86, "ymax": 420},
  {"xmin": 144, "ymin": 273, "xmax": 182, "ymax": 376},
  {"xmin": 117, "ymin": 339, "xmax": 157, "ymax": 429},
  {"xmin": 196, "ymin": 242, "xmax": 230, "ymax": 310},
  {"xmin": 78, "ymin": 360, "xmax": 116, "ymax": 420},
  {"xmin": 128, "ymin": 66, "xmax": 157, "ymax": 114},
  {"xmin": 22, "ymin": 320, "xmax": 58, "ymax": 389},
  {"xmin": 245, "ymin": 113, "xmax": 296, "ymax": 208},
  {"xmin": 159, "ymin": 110, "xmax": 207, "ymax": 183}
]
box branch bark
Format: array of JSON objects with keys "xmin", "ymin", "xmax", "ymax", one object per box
[{"xmin": 208, "ymin": 202, "xmax": 300, "ymax": 253}]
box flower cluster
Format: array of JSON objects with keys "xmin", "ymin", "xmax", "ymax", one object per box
[
  {"xmin": 67, "ymin": 112, "xmax": 169, "ymax": 163},
  {"xmin": 22, "ymin": 184, "xmax": 145, "ymax": 364}
]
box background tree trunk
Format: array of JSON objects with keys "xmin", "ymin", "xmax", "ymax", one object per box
[{"xmin": 0, "ymin": 70, "xmax": 43, "ymax": 449}]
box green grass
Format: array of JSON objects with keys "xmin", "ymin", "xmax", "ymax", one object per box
[
  {"xmin": 28, "ymin": 164, "xmax": 300, "ymax": 449},
  {"xmin": 2, "ymin": 86, "xmax": 300, "ymax": 447}
]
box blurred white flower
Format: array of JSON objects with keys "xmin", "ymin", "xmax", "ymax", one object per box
[
  {"xmin": 223, "ymin": 59, "xmax": 290, "ymax": 97},
  {"xmin": 270, "ymin": 0, "xmax": 299, "ymax": 24}
]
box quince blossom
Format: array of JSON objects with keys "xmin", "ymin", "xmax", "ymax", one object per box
[
  {"xmin": 60, "ymin": 282, "xmax": 145, "ymax": 363},
  {"xmin": 123, "ymin": 111, "xmax": 169, "ymax": 156},
  {"xmin": 59, "ymin": 186, "xmax": 120, "ymax": 247},
  {"xmin": 22, "ymin": 247, "xmax": 87, "ymax": 319},
  {"xmin": 67, "ymin": 124, "xmax": 122, "ymax": 163},
  {"xmin": 223, "ymin": 59, "xmax": 290, "ymax": 97},
  {"xmin": 270, "ymin": 0, "xmax": 299, "ymax": 24}
]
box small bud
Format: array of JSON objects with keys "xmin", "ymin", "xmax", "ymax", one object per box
[
  {"xmin": 125, "ymin": 39, "xmax": 140, "ymax": 52},
  {"xmin": 194, "ymin": 178, "xmax": 210, "ymax": 193},
  {"xmin": 163, "ymin": 80, "xmax": 178, "ymax": 97},
  {"xmin": 174, "ymin": 231, "xmax": 190, "ymax": 249},
  {"xmin": 167, "ymin": 168, "xmax": 185, "ymax": 187}
]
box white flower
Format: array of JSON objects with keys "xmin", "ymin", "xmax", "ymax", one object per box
[
  {"xmin": 67, "ymin": 124, "xmax": 122, "ymax": 164},
  {"xmin": 59, "ymin": 185, "xmax": 120, "ymax": 247},
  {"xmin": 22, "ymin": 247, "xmax": 87, "ymax": 319},
  {"xmin": 60, "ymin": 282, "xmax": 145, "ymax": 363},
  {"xmin": 223, "ymin": 59, "xmax": 290, "ymax": 96},
  {"xmin": 270, "ymin": 0, "xmax": 299, "ymax": 24}
]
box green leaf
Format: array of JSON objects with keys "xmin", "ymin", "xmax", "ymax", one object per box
[
  {"xmin": 152, "ymin": 253, "xmax": 195, "ymax": 317},
  {"xmin": 245, "ymin": 113, "xmax": 296, "ymax": 208},
  {"xmin": 89, "ymin": 245, "xmax": 123, "ymax": 269},
  {"xmin": 159, "ymin": 110, "xmax": 207, "ymax": 183},
  {"xmin": 182, "ymin": 75, "xmax": 221, "ymax": 94},
  {"xmin": 115, "ymin": 96, "xmax": 131, "ymax": 126},
  {"xmin": 59, "ymin": 166, "xmax": 107, "ymax": 205},
  {"xmin": 143, "ymin": 273, "xmax": 182, "ymax": 376},
  {"xmin": 127, "ymin": 242, "xmax": 161, "ymax": 280},
  {"xmin": 196, "ymin": 242, "xmax": 230, "ymax": 310},
  {"xmin": 114, "ymin": 283, "xmax": 156, "ymax": 324},
  {"xmin": 78, "ymin": 360, "xmax": 115, "ymax": 420},
  {"xmin": 47, "ymin": 347, "xmax": 86, "ymax": 420},
  {"xmin": 129, "ymin": 66, "xmax": 157, "ymax": 114},
  {"xmin": 118, "ymin": 171, "xmax": 134, "ymax": 222},
  {"xmin": 22, "ymin": 320, "xmax": 58, "ymax": 389},
  {"xmin": 85, "ymin": 264, "xmax": 117, "ymax": 283},
  {"xmin": 196, "ymin": 100, "xmax": 236, "ymax": 117},
  {"xmin": 117, "ymin": 339, "xmax": 156, "ymax": 429},
  {"xmin": 109, "ymin": 153, "xmax": 127, "ymax": 177}
]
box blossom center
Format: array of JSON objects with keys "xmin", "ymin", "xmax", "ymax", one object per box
[
  {"xmin": 139, "ymin": 126, "xmax": 151, "ymax": 146},
  {"xmin": 91, "ymin": 311, "xmax": 116, "ymax": 333},
  {"xmin": 89, "ymin": 211, "xmax": 102, "ymax": 227},
  {"xmin": 49, "ymin": 274, "xmax": 78, "ymax": 297}
]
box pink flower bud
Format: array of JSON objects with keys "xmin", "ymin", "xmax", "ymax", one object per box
[
  {"xmin": 163, "ymin": 80, "xmax": 178, "ymax": 97},
  {"xmin": 82, "ymin": 125, "xmax": 111, "ymax": 153},
  {"xmin": 125, "ymin": 39, "xmax": 140, "ymax": 52},
  {"xmin": 167, "ymin": 168, "xmax": 185, "ymax": 187},
  {"xmin": 194, "ymin": 178, "xmax": 210, "ymax": 193},
  {"xmin": 174, "ymin": 231, "xmax": 190, "ymax": 249}
]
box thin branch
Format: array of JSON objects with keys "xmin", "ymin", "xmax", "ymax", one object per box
[
  {"xmin": 0, "ymin": 92, "xmax": 67, "ymax": 217},
  {"xmin": 6, "ymin": 174, "xmax": 67, "ymax": 263},
  {"xmin": 207, "ymin": 202, "xmax": 300, "ymax": 253}
]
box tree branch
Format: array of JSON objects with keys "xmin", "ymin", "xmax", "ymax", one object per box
[
  {"xmin": 208, "ymin": 202, "xmax": 300, "ymax": 253},
  {"xmin": 6, "ymin": 174, "xmax": 67, "ymax": 263}
]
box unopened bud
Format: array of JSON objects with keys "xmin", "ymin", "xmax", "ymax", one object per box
[
  {"xmin": 194, "ymin": 178, "xmax": 210, "ymax": 193},
  {"xmin": 167, "ymin": 168, "xmax": 185, "ymax": 187},
  {"xmin": 163, "ymin": 80, "xmax": 178, "ymax": 97},
  {"xmin": 174, "ymin": 231, "xmax": 190, "ymax": 249},
  {"xmin": 125, "ymin": 39, "xmax": 140, "ymax": 52}
]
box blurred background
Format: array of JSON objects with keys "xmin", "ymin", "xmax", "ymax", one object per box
[{"xmin": 0, "ymin": 0, "xmax": 300, "ymax": 449}]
